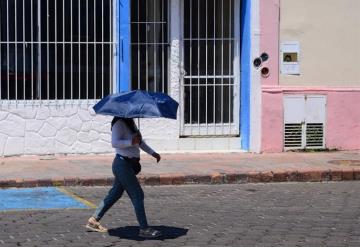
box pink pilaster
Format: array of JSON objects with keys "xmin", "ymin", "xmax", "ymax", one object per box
[
  {"xmin": 260, "ymin": 0, "xmax": 279, "ymax": 86},
  {"xmin": 260, "ymin": 0, "xmax": 282, "ymax": 152}
]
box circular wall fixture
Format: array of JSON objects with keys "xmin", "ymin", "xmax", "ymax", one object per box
[
  {"xmin": 253, "ymin": 57, "xmax": 262, "ymax": 68},
  {"xmin": 261, "ymin": 67, "xmax": 270, "ymax": 78},
  {"xmin": 260, "ymin": 52, "xmax": 269, "ymax": 62}
]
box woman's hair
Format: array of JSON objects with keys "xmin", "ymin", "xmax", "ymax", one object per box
[
  {"xmin": 111, "ymin": 116, "xmax": 122, "ymax": 130},
  {"xmin": 111, "ymin": 117, "xmax": 137, "ymax": 133}
]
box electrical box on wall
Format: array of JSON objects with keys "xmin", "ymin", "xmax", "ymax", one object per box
[{"xmin": 283, "ymin": 95, "xmax": 326, "ymax": 150}]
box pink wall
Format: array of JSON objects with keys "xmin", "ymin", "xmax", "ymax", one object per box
[
  {"xmin": 260, "ymin": 0, "xmax": 279, "ymax": 86},
  {"xmin": 326, "ymin": 92, "xmax": 360, "ymax": 150},
  {"xmin": 261, "ymin": 87, "xmax": 360, "ymax": 152}
]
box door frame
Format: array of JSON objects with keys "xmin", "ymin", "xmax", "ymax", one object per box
[{"xmin": 179, "ymin": 0, "xmax": 241, "ymax": 137}]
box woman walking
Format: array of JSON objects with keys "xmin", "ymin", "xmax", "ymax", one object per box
[{"xmin": 86, "ymin": 117, "xmax": 162, "ymax": 238}]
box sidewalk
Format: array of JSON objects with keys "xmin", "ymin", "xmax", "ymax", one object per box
[{"xmin": 1, "ymin": 151, "xmax": 360, "ymax": 188}]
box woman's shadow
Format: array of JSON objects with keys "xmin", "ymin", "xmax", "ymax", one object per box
[{"xmin": 108, "ymin": 225, "xmax": 188, "ymax": 241}]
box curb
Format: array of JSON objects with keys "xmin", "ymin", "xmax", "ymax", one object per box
[{"xmin": 1, "ymin": 169, "xmax": 360, "ymax": 188}]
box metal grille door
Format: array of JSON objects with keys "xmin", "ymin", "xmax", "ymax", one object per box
[
  {"xmin": 0, "ymin": 0, "xmax": 114, "ymax": 100},
  {"xmin": 181, "ymin": 0, "xmax": 240, "ymax": 136},
  {"xmin": 131, "ymin": 0, "xmax": 168, "ymax": 93}
]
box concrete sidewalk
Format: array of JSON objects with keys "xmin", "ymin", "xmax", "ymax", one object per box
[{"xmin": 1, "ymin": 151, "xmax": 360, "ymax": 187}]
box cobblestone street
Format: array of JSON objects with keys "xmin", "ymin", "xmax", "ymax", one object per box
[{"xmin": 1, "ymin": 182, "xmax": 360, "ymax": 246}]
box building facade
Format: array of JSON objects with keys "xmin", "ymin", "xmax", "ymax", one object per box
[
  {"xmin": 260, "ymin": 0, "xmax": 360, "ymax": 152},
  {"xmin": 0, "ymin": 0, "xmax": 359, "ymax": 156}
]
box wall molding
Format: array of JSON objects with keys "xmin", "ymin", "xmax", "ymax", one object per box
[{"xmin": 263, "ymin": 85, "xmax": 360, "ymax": 93}]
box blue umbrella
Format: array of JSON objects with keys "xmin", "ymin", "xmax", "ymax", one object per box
[{"xmin": 93, "ymin": 90, "xmax": 179, "ymax": 120}]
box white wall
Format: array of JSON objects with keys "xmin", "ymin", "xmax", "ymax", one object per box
[
  {"xmin": 250, "ymin": 0, "xmax": 262, "ymax": 153},
  {"xmin": 0, "ymin": 101, "xmax": 180, "ymax": 156},
  {"xmin": 0, "ymin": 101, "xmax": 112, "ymax": 156},
  {"xmin": 0, "ymin": 100, "xmax": 240, "ymax": 156}
]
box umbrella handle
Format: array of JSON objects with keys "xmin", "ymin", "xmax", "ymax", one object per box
[{"xmin": 137, "ymin": 118, "xmax": 140, "ymax": 131}]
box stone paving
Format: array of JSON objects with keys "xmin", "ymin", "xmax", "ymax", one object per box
[{"xmin": 1, "ymin": 182, "xmax": 360, "ymax": 246}]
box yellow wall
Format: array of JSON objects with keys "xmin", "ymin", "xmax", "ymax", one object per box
[{"xmin": 280, "ymin": 0, "xmax": 360, "ymax": 86}]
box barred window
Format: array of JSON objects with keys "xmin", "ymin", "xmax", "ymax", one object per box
[
  {"xmin": 0, "ymin": 0, "xmax": 114, "ymax": 100},
  {"xmin": 131, "ymin": 0, "xmax": 168, "ymax": 93}
]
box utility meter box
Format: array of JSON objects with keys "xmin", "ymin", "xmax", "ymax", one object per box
[{"xmin": 283, "ymin": 95, "xmax": 326, "ymax": 150}]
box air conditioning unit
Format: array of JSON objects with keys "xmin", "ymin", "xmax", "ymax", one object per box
[{"xmin": 283, "ymin": 95, "xmax": 326, "ymax": 150}]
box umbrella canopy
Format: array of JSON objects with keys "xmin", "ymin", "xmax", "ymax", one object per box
[{"xmin": 93, "ymin": 90, "xmax": 179, "ymax": 119}]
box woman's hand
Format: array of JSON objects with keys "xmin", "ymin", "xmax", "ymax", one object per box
[
  {"xmin": 152, "ymin": 152, "xmax": 161, "ymax": 163},
  {"xmin": 132, "ymin": 133, "xmax": 142, "ymax": 145}
]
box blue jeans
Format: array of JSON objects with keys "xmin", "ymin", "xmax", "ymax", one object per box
[{"xmin": 93, "ymin": 155, "xmax": 148, "ymax": 229}]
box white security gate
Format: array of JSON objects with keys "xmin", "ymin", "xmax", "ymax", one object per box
[
  {"xmin": 0, "ymin": 0, "xmax": 115, "ymax": 100},
  {"xmin": 180, "ymin": 0, "xmax": 240, "ymax": 136}
]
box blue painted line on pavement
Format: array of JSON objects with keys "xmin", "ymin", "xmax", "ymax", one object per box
[{"xmin": 0, "ymin": 187, "xmax": 88, "ymax": 211}]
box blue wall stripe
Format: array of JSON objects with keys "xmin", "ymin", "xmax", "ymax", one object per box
[
  {"xmin": 240, "ymin": 0, "xmax": 251, "ymax": 151},
  {"xmin": 118, "ymin": 0, "xmax": 131, "ymax": 92}
]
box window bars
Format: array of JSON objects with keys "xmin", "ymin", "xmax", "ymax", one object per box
[
  {"xmin": 131, "ymin": 0, "xmax": 168, "ymax": 93},
  {"xmin": 182, "ymin": 0, "xmax": 240, "ymax": 136},
  {"xmin": 0, "ymin": 0, "xmax": 114, "ymax": 100}
]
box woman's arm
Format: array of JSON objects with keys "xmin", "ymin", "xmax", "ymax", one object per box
[
  {"xmin": 139, "ymin": 140, "xmax": 155, "ymax": 155},
  {"xmin": 140, "ymin": 140, "xmax": 161, "ymax": 163}
]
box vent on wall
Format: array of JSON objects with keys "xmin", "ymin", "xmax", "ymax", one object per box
[
  {"xmin": 284, "ymin": 123, "xmax": 302, "ymax": 148},
  {"xmin": 306, "ymin": 123, "xmax": 324, "ymax": 147},
  {"xmin": 284, "ymin": 95, "xmax": 326, "ymax": 150}
]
